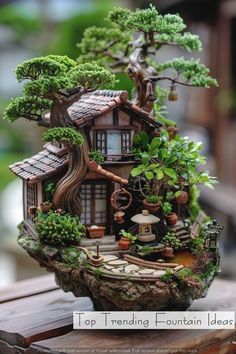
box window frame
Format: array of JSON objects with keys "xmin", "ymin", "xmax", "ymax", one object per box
[
  {"xmin": 93, "ymin": 127, "xmax": 133, "ymax": 159},
  {"xmin": 80, "ymin": 180, "xmax": 109, "ymax": 227}
]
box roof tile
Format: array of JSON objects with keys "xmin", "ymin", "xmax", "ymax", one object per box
[{"xmin": 9, "ymin": 145, "xmax": 68, "ymax": 182}]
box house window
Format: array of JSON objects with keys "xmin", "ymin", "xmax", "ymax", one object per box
[
  {"xmin": 80, "ymin": 182, "xmax": 107, "ymax": 225},
  {"xmin": 26, "ymin": 183, "xmax": 38, "ymax": 222},
  {"xmin": 96, "ymin": 131, "xmax": 106, "ymax": 154},
  {"xmin": 95, "ymin": 130, "xmax": 131, "ymax": 158},
  {"xmin": 121, "ymin": 131, "xmax": 131, "ymax": 153}
]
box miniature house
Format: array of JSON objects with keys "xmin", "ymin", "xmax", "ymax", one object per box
[{"xmin": 9, "ymin": 90, "xmax": 161, "ymax": 236}]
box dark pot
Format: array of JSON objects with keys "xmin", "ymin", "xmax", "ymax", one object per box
[
  {"xmin": 166, "ymin": 213, "xmax": 178, "ymax": 226},
  {"xmin": 176, "ymin": 191, "xmax": 188, "ymax": 204},
  {"xmin": 143, "ymin": 199, "xmax": 161, "ymax": 213}
]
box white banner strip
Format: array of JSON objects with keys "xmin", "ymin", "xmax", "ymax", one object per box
[{"xmin": 73, "ymin": 311, "xmax": 235, "ymax": 330}]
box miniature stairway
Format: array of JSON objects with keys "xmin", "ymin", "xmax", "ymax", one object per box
[
  {"xmin": 81, "ymin": 235, "xmax": 120, "ymax": 255},
  {"xmin": 169, "ymin": 222, "xmax": 192, "ymax": 248}
]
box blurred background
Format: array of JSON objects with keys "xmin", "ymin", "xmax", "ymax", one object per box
[{"xmin": 0, "ymin": 0, "xmax": 235, "ymax": 287}]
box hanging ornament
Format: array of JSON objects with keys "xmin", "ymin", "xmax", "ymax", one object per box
[
  {"xmin": 111, "ymin": 188, "xmax": 133, "ymax": 223},
  {"xmin": 168, "ymin": 85, "xmax": 178, "ymax": 101}
]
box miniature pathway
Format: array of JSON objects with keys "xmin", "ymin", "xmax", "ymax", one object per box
[{"xmin": 88, "ymin": 254, "xmax": 184, "ymax": 282}]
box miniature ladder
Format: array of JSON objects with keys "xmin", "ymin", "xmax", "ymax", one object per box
[{"xmin": 169, "ymin": 210, "xmax": 207, "ymax": 248}]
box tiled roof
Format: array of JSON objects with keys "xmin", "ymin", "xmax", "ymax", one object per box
[
  {"xmin": 9, "ymin": 144, "xmax": 68, "ymax": 182},
  {"xmin": 67, "ymin": 90, "xmax": 162, "ymax": 128},
  {"xmin": 68, "ymin": 90, "xmax": 128, "ymax": 126}
]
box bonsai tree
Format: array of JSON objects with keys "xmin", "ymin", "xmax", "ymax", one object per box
[
  {"xmin": 4, "ymin": 55, "xmax": 116, "ymax": 215},
  {"xmin": 78, "ymin": 5, "xmax": 218, "ymax": 113}
]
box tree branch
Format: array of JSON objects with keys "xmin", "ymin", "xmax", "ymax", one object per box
[{"xmin": 152, "ymin": 76, "xmax": 196, "ymax": 87}]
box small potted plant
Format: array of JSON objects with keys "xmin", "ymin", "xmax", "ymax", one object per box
[
  {"xmin": 175, "ymin": 190, "xmax": 188, "ymax": 204},
  {"xmin": 162, "ymin": 201, "xmax": 178, "ymax": 226},
  {"xmin": 40, "ymin": 201, "xmax": 52, "ymax": 213},
  {"xmin": 118, "ymin": 229, "xmax": 137, "ymax": 250},
  {"xmin": 143, "ymin": 195, "xmax": 162, "ymax": 213}
]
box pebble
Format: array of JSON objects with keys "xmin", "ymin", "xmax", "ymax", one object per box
[
  {"xmin": 138, "ymin": 268, "xmax": 155, "ymax": 275},
  {"xmin": 103, "ymin": 255, "xmax": 118, "ymax": 263},
  {"xmin": 108, "ymin": 260, "xmax": 128, "ymax": 266},
  {"xmin": 152, "ymin": 270, "xmax": 166, "ymax": 277},
  {"xmin": 124, "ymin": 264, "xmax": 140, "ymax": 273},
  {"xmin": 111, "ymin": 268, "xmax": 123, "ymax": 273},
  {"xmin": 104, "ymin": 265, "xmax": 114, "ymax": 270}
]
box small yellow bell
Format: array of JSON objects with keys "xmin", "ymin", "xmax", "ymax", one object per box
[{"xmin": 168, "ymin": 86, "xmax": 178, "ymax": 101}]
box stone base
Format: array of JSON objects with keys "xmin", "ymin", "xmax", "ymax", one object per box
[{"xmin": 17, "ymin": 228, "xmax": 220, "ymax": 311}]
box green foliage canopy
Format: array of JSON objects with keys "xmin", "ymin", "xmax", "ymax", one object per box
[
  {"xmin": 4, "ymin": 55, "xmax": 116, "ymax": 123},
  {"xmin": 42, "ymin": 127, "xmax": 84, "ymax": 145},
  {"xmin": 78, "ymin": 4, "xmax": 217, "ymax": 95}
]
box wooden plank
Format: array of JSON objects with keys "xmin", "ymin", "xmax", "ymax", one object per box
[
  {"xmin": 0, "ymin": 274, "xmax": 58, "ymax": 304},
  {"xmin": 29, "ymin": 328, "xmax": 236, "ymax": 354},
  {"xmin": 29, "ymin": 278, "xmax": 236, "ymax": 353},
  {"xmin": 0, "ymin": 339, "xmax": 29, "ymax": 354},
  {"xmin": 0, "ymin": 289, "xmax": 93, "ymax": 348}
]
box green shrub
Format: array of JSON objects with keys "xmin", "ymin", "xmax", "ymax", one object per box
[
  {"xmin": 162, "ymin": 231, "xmax": 182, "ymax": 250},
  {"xmin": 89, "ymin": 150, "xmax": 105, "ymax": 164},
  {"xmin": 42, "ymin": 127, "xmax": 84, "ymax": 145},
  {"xmin": 35, "ymin": 210, "xmax": 85, "ymax": 246},
  {"xmin": 189, "ymin": 236, "xmax": 205, "ymax": 256},
  {"xmin": 61, "ymin": 247, "xmax": 86, "ymax": 265}
]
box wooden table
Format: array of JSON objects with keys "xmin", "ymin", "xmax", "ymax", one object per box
[{"xmin": 0, "ymin": 275, "xmax": 236, "ymax": 354}]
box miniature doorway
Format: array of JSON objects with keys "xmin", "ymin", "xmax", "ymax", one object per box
[{"xmin": 80, "ymin": 180, "xmax": 110, "ymax": 232}]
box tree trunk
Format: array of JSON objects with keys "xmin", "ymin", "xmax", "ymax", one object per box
[
  {"xmin": 127, "ymin": 47, "xmax": 158, "ymax": 114},
  {"xmin": 50, "ymin": 100, "xmax": 89, "ymax": 216},
  {"xmin": 53, "ymin": 133, "xmax": 89, "ymax": 215}
]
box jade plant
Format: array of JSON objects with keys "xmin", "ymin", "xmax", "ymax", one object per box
[
  {"xmin": 4, "ymin": 55, "xmax": 116, "ymax": 216},
  {"xmin": 35, "ymin": 210, "xmax": 85, "ymax": 246},
  {"xmin": 78, "ymin": 4, "xmax": 217, "ymax": 114},
  {"xmin": 119, "ymin": 229, "xmax": 137, "ymax": 242},
  {"xmin": 162, "ymin": 202, "xmax": 173, "ymax": 216}
]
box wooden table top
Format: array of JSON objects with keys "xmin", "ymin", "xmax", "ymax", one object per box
[{"xmin": 0, "ymin": 274, "xmax": 236, "ymax": 354}]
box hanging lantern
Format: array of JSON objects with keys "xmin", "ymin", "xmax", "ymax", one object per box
[{"xmin": 168, "ymin": 85, "xmax": 178, "ymax": 101}]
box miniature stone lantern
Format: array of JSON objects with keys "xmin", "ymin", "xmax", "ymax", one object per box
[
  {"xmin": 203, "ymin": 220, "xmax": 224, "ymax": 250},
  {"xmin": 131, "ymin": 210, "xmax": 160, "ymax": 243}
]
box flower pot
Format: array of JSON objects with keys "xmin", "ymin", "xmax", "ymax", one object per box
[
  {"xmin": 166, "ymin": 213, "xmax": 178, "ymax": 226},
  {"xmin": 176, "ymin": 191, "xmax": 188, "ymax": 204},
  {"xmin": 118, "ymin": 237, "xmax": 131, "ymax": 250},
  {"xmin": 143, "ymin": 199, "xmax": 161, "ymax": 213},
  {"xmin": 40, "ymin": 202, "xmax": 52, "ymax": 213},
  {"xmin": 87, "ymin": 226, "xmax": 105, "ymax": 239},
  {"xmin": 114, "ymin": 211, "xmax": 125, "ymax": 224}
]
